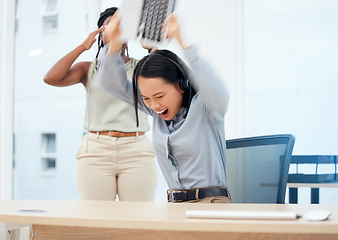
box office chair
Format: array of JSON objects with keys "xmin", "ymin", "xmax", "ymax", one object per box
[{"xmin": 226, "ymin": 134, "xmax": 295, "ymax": 203}]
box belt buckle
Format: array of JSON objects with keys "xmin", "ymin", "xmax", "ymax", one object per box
[
  {"xmin": 167, "ymin": 189, "xmax": 185, "ymax": 202},
  {"xmin": 167, "ymin": 189, "xmax": 177, "ymax": 202},
  {"xmin": 109, "ymin": 131, "xmax": 121, "ymax": 137}
]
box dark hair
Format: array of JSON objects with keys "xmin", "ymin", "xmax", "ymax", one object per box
[
  {"xmin": 96, "ymin": 7, "xmax": 118, "ymax": 58},
  {"xmin": 132, "ymin": 49, "xmax": 195, "ymax": 126}
]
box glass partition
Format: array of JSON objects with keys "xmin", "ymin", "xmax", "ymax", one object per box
[{"xmin": 13, "ymin": 0, "xmax": 90, "ymax": 200}]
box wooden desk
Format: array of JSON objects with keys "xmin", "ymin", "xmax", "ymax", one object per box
[{"xmin": 0, "ymin": 200, "xmax": 338, "ymax": 240}]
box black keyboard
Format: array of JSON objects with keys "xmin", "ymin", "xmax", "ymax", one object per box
[{"xmin": 137, "ymin": 0, "xmax": 175, "ymax": 43}]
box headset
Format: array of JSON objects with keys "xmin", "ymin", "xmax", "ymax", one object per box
[{"xmin": 150, "ymin": 52, "xmax": 190, "ymax": 92}]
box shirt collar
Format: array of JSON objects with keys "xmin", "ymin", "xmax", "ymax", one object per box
[{"xmin": 167, "ymin": 107, "xmax": 187, "ymax": 132}]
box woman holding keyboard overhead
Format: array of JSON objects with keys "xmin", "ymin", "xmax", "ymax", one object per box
[{"xmin": 98, "ymin": 12, "xmax": 231, "ymax": 203}]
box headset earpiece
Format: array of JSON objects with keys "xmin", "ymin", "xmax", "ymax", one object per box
[{"xmin": 179, "ymin": 78, "xmax": 190, "ymax": 91}]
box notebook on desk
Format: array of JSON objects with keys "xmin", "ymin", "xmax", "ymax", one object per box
[{"xmin": 119, "ymin": 0, "xmax": 176, "ymax": 47}]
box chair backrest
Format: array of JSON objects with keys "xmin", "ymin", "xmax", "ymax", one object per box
[{"xmin": 226, "ymin": 134, "xmax": 295, "ymax": 203}]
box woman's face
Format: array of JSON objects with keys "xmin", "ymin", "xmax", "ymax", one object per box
[{"xmin": 138, "ymin": 76, "xmax": 184, "ymax": 121}]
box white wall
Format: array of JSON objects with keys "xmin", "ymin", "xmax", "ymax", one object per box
[{"xmin": 243, "ymin": 0, "xmax": 338, "ymax": 155}]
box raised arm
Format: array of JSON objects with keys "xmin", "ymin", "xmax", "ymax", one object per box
[
  {"xmin": 98, "ymin": 13, "xmax": 152, "ymax": 115},
  {"xmin": 98, "ymin": 46, "xmax": 134, "ymax": 105},
  {"xmin": 165, "ymin": 14, "xmax": 229, "ymax": 121},
  {"xmin": 184, "ymin": 46, "xmax": 229, "ymax": 121},
  {"xmin": 43, "ymin": 26, "xmax": 105, "ymax": 87}
]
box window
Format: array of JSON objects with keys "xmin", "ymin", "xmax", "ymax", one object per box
[
  {"xmin": 43, "ymin": 15, "xmax": 58, "ymax": 30},
  {"xmin": 41, "ymin": 133, "xmax": 56, "ymax": 171},
  {"xmin": 42, "ymin": 0, "xmax": 58, "ymax": 31},
  {"xmin": 45, "ymin": 0, "xmax": 57, "ymax": 12}
]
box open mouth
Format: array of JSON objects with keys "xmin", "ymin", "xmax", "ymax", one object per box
[{"xmin": 156, "ymin": 108, "xmax": 168, "ymax": 118}]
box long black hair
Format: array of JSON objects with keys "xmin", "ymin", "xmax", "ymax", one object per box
[
  {"xmin": 132, "ymin": 49, "xmax": 196, "ymax": 126},
  {"xmin": 95, "ymin": 7, "xmax": 118, "ymax": 58}
]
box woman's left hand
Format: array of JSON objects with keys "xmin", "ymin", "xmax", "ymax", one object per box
[{"xmin": 163, "ymin": 13, "xmax": 187, "ymax": 49}]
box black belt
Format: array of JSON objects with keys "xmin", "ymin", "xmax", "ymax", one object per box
[{"xmin": 167, "ymin": 187, "xmax": 231, "ymax": 203}]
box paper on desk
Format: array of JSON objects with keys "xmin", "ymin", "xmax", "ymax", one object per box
[{"xmin": 186, "ymin": 210, "xmax": 299, "ymax": 220}]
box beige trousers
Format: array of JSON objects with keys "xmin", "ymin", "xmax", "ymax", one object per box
[{"xmin": 76, "ymin": 132, "xmax": 157, "ymax": 201}]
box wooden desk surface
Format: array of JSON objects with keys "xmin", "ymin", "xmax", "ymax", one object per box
[{"xmin": 0, "ymin": 200, "xmax": 338, "ymax": 240}]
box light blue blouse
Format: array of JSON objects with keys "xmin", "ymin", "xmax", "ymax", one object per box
[{"xmin": 98, "ymin": 45, "xmax": 230, "ymax": 190}]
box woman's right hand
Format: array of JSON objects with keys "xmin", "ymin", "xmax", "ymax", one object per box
[
  {"xmin": 105, "ymin": 12, "xmax": 124, "ymax": 54},
  {"xmin": 80, "ymin": 26, "xmax": 106, "ymax": 51},
  {"xmin": 163, "ymin": 13, "xmax": 189, "ymax": 49}
]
